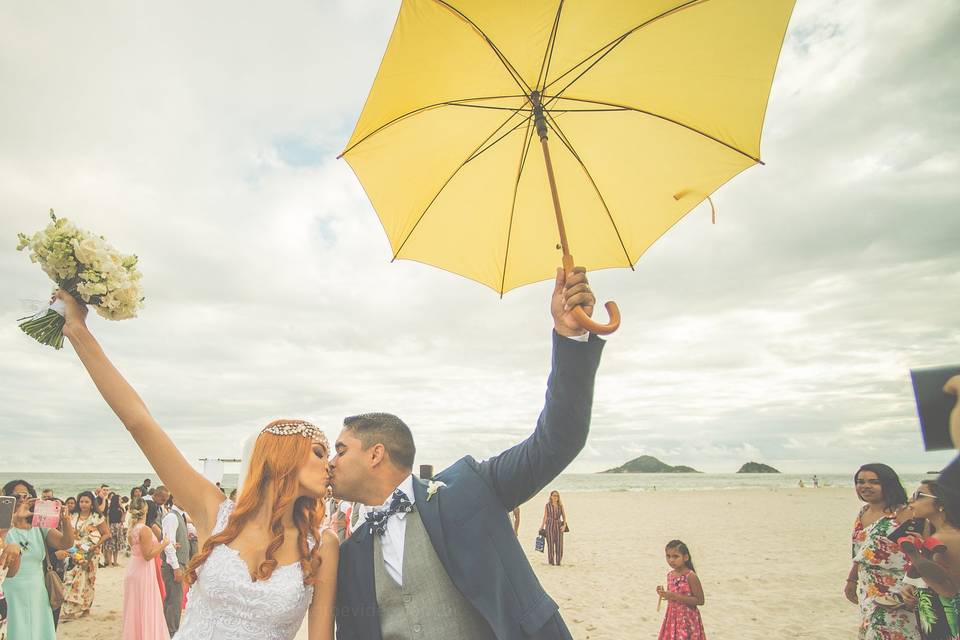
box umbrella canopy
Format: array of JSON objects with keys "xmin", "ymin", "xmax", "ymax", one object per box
[{"xmin": 341, "ymin": 0, "xmax": 796, "ymax": 295}]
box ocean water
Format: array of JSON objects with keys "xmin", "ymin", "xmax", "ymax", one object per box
[{"xmin": 0, "ymin": 471, "xmax": 938, "ymax": 501}]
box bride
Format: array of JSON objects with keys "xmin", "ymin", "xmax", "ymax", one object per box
[{"xmin": 57, "ymin": 291, "xmax": 339, "ymax": 639}]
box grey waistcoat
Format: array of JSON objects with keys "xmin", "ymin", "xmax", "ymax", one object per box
[
  {"xmin": 374, "ymin": 509, "xmax": 493, "ymax": 640},
  {"xmin": 163, "ymin": 509, "xmax": 190, "ymax": 568}
]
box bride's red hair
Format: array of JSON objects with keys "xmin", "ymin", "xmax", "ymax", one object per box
[{"xmin": 185, "ymin": 420, "xmax": 325, "ymax": 586}]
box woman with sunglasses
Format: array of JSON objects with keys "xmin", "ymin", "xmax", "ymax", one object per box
[
  {"xmin": 846, "ymin": 463, "xmax": 920, "ymax": 640},
  {"xmin": 906, "ymin": 481, "xmax": 960, "ymax": 639},
  {"xmin": 1, "ymin": 479, "xmax": 75, "ymax": 640}
]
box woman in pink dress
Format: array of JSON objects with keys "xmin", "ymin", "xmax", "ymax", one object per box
[
  {"xmin": 657, "ymin": 540, "xmax": 706, "ymax": 640},
  {"xmin": 123, "ymin": 498, "xmax": 171, "ymax": 640}
]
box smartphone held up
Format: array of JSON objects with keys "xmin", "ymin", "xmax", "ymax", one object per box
[
  {"xmin": 0, "ymin": 496, "xmax": 15, "ymax": 530},
  {"xmin": 31, "ymin": 499, "xmax": 61, "ymax": 529}
]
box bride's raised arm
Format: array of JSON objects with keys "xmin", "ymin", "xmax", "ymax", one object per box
[{"xmin": 58, "ymin": 290, "xmax": 225, "ymax": 535}]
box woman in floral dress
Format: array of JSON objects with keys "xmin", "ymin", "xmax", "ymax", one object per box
[
  {"xmin": 846, "ymin": 463, "xmax": 921, "ymax": 640},
  {"xmin": 61, "ymin": 491, "xmax": 111, "ymax": 621},
  {"xmin": 905, "ymin": 480, "xmax": 960, "ymax": 640}
]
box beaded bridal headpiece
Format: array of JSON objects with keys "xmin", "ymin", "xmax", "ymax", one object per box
[{"xmin": 261, "ymin": 420, "xmax": 329, "ymax": 449}]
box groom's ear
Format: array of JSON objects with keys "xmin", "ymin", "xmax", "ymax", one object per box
[{"xmin": 368, "ymin": 442, "xmax": 387, "ymax": 467}]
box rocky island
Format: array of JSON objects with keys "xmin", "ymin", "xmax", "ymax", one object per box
[
  {"xmin": 737, "ymin": 462, "xmax": 780, "ymax": 473},
  {"xmin": 601, "ymin": 455, "xmax": 701, "ymax": 474}
]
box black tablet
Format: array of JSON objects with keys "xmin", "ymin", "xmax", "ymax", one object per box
[{"xmin": 911, "ymin": 365, "xmax": 960, "ymax": 451}]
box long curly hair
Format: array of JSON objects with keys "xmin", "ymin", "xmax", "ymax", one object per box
[{"xmin": 185, "ymin": 420, "xmax": 326, "ymax": 586}]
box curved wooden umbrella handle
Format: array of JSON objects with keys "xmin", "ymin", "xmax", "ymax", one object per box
[
  {"xmin": 571, "ymin": 302, "xmax": 620, "ymax": 335},
  {"xmin": 561, "ymin": 255, "xmax": 621, "ymax": 335}
]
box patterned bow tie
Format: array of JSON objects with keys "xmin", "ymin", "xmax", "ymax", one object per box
[{"xmin": 365, "ymin": 489, "xmax": 413, "ymax": 536}]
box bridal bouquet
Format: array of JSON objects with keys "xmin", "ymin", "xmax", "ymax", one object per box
[{"xmin": 16, "ymin": 210, "xmax": 144, "ymax": 349}]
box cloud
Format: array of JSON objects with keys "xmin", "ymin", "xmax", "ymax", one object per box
[{"xmin": 1, "ymin": 0, "xmax": 958, "ymax": 476}]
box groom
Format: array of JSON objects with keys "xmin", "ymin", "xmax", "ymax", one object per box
[{"xmin": 330, "ymin": 267, "xmax": 605, "ymax": 640}]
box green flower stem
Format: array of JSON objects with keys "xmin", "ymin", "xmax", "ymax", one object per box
[{"xmin": 18, "ymin": 309, "xmax": 66, "ymax": 350}]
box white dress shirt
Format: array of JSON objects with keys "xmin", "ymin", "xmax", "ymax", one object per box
[
  {"xmin": 161, "ymin": 506, "xmax": 184, "ymax": 569},
  {"xmin": 377, "ymin": 474, "xmax": 415, "ymax": 586}
]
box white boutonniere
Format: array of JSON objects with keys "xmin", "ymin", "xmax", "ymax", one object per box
[{"xmin": 425, "ymin": 480, "xmax": 446, "ymax": 501}]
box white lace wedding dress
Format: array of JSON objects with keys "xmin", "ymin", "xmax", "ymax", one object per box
[{"xmin": 174, "ymin": 499, "xmax": 317, "ymax": 639}]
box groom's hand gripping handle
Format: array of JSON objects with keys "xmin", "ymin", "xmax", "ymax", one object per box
[{"xmin": 551, "ymin": 266, "xmax": 596, "ymax": 338}]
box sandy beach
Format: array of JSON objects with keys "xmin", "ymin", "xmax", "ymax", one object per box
[{"xmin": 58, "ymin": 486, "xmax": 861, "ymax": 639}]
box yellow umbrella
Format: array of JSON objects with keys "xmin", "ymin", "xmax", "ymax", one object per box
[{"xmin": 341, "ymin": 0, "xmax": 796, "ymax": 334}]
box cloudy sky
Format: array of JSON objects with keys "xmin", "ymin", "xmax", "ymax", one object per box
[{"xmin": 1, "ymin": 0, "xmax": 957, "ymax": 476}]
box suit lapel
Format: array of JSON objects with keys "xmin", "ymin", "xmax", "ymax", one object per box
[
  {"xmin": 347, "ymin": 525, "xmax": 381, "ymax": 640},
  {"xmin": 412, "ymin": 477, "xmax": 452, "ymax": 570}
]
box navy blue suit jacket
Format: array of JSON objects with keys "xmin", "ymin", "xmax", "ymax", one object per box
[{"xmin": 336, "ymin": 331, "xmax": 605, "ymax": 639}]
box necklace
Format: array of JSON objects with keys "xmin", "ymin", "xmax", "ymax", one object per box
[{"xmin": 5, "ymin": 526, "xmax": 37, "ymax": 553}]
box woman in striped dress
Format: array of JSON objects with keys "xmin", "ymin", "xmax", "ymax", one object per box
[{"xmin": 540, "ymin": 490, "xmax": 569, "ymax": 566}]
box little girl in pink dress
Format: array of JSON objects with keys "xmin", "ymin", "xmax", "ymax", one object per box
[
  {"xmin": 123, "ymin": 498, "xmax": 171, "ymax": 640},
  {"xmin": 657, "ymin": 540, "xmax": 707, "ymax": 640}
]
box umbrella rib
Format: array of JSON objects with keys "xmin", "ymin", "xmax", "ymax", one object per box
[
  {"xmin": 543, "ymin": 107, "xmax": 629, "ymax": 113},
  {"xmin": 392, "ymin": 107, "xmax": 531, "ymax": 261},
  {"xmin": 499, "ymin": 117, "xmax": 536, "ymax": 297},
  {"xmin": 543, "ymin": 0, "xmax": 710, "ymax": 97},
  {"xmin": 535, "ymin": 0, "xmax": 565, "ymax": 92},
  {"xmin": 466, "ymin": 115, "xmax": 533, "ymax": 166},
  {"xmin": 431, "ymin": 0, "xmax": 532, "ymax": 96},
  {"xmin": 338, "ymin": 95, "xmax": 526, "ymax": 158},
  {"xmin": 448, "ymin": 103, "xmax": 532, "ymax": 113},
  {"xmin": 543, "ymin": 111, "xmax": 634, "ymax": 269},
  {"xmin": 549, "ymin": 96, "xmax": 761, "ymax": 164}
]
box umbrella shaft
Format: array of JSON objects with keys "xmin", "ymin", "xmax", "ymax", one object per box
[
  {"xmin": 538, "ymin": 137, "xmax": 571, "ymax": 260},
  {"xmin": 530, "ymin": 91, "xmax": 571, "ymax": 261}
]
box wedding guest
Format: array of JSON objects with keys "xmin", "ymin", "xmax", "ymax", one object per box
[
  {"xmin": 123, "ymin": 498, "xmax": 171, "ymax": 640},
  {"xmin": 2, "ymin": 479, "xmax": 75, "ymax": 639},
  {"xmin": 144, "ymin": 501, "xmax": 165, "ymax": 601},
  {"xmin": 155, "ymin": 486, "xmax": 188, "ymax": 635},
  {"xmin": 57, "ymin": 287, "xmax": 338, "ymax": 639},
  {"xmin": 328, "ymin": 498, "xmax": 349, "ymax": 542},
  {"xmin": 64, "ymin": 496, "xmax": 77, "ymax": 514},
  {"xmin": 120, "ymin": 496, "xmax": 131, "ymax": 551},
  {"xmin": 184, "ymin": 512, "xmax": 199, "ymax": 561},
  {"xmin": 540, "ymin": 490, "xmax": 569, "ymax": 566},
  {"xmin": 845, "ymin": 464, "xmax": 920, "ymax": 640},
  {"xmin": 44, "ymin": 497, "xmax": 70, "ymax": 628},
  {"xmin": 1, "ymin": 523, "xmax": 24, "ymax": 640},
  {"xmin": 140, "ymin": 479, "xmax": 152, "ymax": 496},
  {"xmin": 41, "ymin": 489, "xmax": 55, "ymax": 500},
  {"xmin": 61, "ymin": 490, "xmax": 111, "ymax": 621},
  {"xmin": 131, "ymin": 486, "xmax": 143, "ymax": 500},
  {"xmin": 95, "ymin": 485, "xmax": 111, "ymax": 515},
  {"xmin": 906, "ymin": 480, "xmax": 960, "ymax": 638},
  {"xmin": 656, "ymin": 540, "xmax": 706, "ymax": 640},
  {"xmin": 105, "ymin": 493, "xmax": 126, "ymax": 566}
]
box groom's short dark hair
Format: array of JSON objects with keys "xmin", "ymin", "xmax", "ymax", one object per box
[{"xmin": 343, "ymin": 412, "xmax": 416, "ymax": 470}]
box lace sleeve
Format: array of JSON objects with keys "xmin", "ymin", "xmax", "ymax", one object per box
[{"xmin": 211, "ymin": 499, "xmax": 234, "ymax": 536}]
